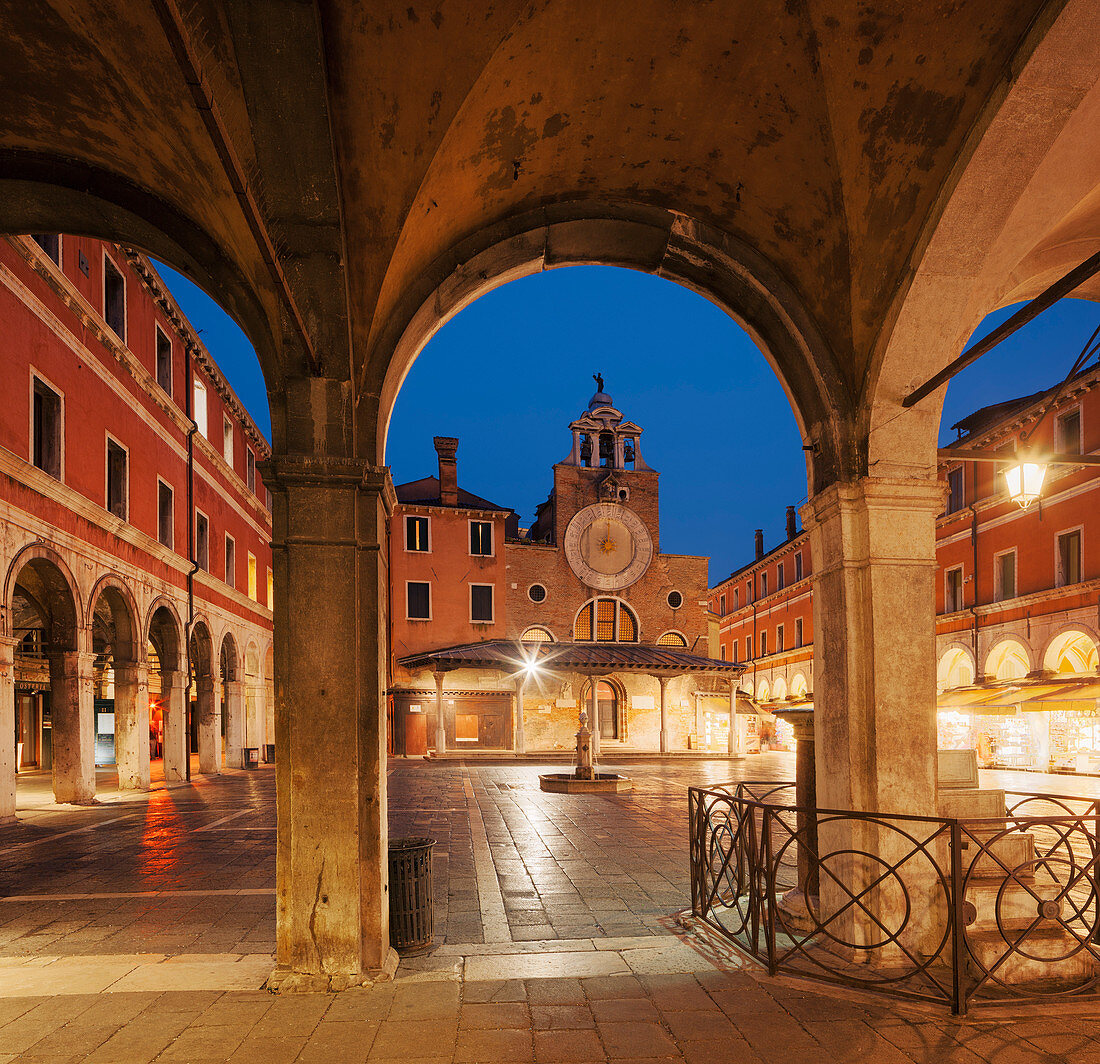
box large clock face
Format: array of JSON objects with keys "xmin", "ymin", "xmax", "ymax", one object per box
[{"xmin": 564, "ymin": 503, "xmax": 653, "ymax": 591}]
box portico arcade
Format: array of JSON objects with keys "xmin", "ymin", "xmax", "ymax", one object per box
[{"xmin": 1, "ymin": 0, "xmax": 1099, "ymax": 987}]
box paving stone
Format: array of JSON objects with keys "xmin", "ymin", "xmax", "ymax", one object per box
[
  {"xmin": 533, "ymin": 1028, "xmax": 607, "ymax": 1062},
  {"xmin": 459, "ymin": 1001, "xmax": 530, "ymax": 1028},
  {"xmin": 597, "ymin": 1021, "xmax": 679, "ymax": 1059},
  {"xmin": 531, "ymin": 1004, "xmax": 597, "ymax": 1029},
  {"xmin": 453, "ymin": 1027, "xmax": 534, "ymax": 1062}
]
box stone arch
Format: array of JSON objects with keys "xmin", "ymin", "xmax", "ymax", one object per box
[
  {"xmin": 519, "ymin": 626, "xmax": 555, "ymax": 643},
  {"xmin": 772, "ymin": 676, "xmax": 788, "ymax": 702},
  {"xmin": 1043, "ymin": 628, "xmax": 1100, "ymax": 676},
  {"xmin": 87, "ymin": 574, "xmax": 141, "ymax": 667},
  {"xmin": 219, "ymin": 630, "xmax": 241, "ymax": 683},
  {"xmin": 3, "ymin": 542, "xmax": 83, "ymax": 648},
  {"xmin": 189, "ymin": 616, "xmax": 215, "ymax": 679},
  {"xmin": 756, "ymin": 679, "xmax": 771, "ymax": 703},
  {"xmin": 938, "ymin": 645, "xmax": 977, "ymax": 692},
  {"xmin": 867, "ymin": 0, "xmax": 1100, "ymax": 480},
  {"xmin": 656, "ymin": 630, "xmax": 688, "ymax": 648},
  {"xmin": 367, "ymin": 209, "xmax": 852, "ymax": 492},
  {"xmin": 985, "ymin": 638, "xmax": 1033, "ymax": 683},
  {"xmin": 790, "ymin": 673, "xmax": 808, "ymax": 699},
  {"xmin": 145, "ymin": 597, "xmax": 184, "ymax": 674}
]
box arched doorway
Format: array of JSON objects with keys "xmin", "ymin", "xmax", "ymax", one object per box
[
  {"xmin": 147, "ymin": 601, "xmax": 185, "ymax": 782},
  {"xmin": 584, "ymin": 679, "xmax": 621, "ymax": 743}
]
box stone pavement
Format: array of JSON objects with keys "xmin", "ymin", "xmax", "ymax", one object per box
[{"xmin": 2, "ymin": 757, "xmax": 1100, "ymax": 1061}]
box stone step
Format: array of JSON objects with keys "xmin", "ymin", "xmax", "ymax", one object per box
[
  {"xmin": 963, "ymin": 926, "xmax": 1100, "ymax": 989},
  {"xmin": 963, "ymin": 871, "xmax": 1086, "ymax": 932},
  {"xmin": 957, "ymin": 830, "xmax": 1035, "ymax": 880}
]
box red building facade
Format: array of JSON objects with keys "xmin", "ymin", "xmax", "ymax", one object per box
[
  {"xmin": 709, "ymin": 365, "xmax": 1100, "ymax": 768},
  {"xmin": 1, "ymin": 234, "xmax": 274, "ymax": 818}
]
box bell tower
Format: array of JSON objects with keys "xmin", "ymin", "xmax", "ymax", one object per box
[{"xmin": 544, "ymin": 376, "xmax": 660, "ymax": 547}]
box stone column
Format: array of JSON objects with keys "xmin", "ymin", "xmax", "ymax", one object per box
[
  {"xmin": 50, "ymin": 650, "xmax": 96, "ymax": 804},
  {"xmin": 114, "ymin": 663, "xmax": 150, "ymax": 791},
  {"xmin": 514, "ymin": 676, "xmax": 526, "ymax": 755},
  {"xmin": 728, "ymin": 682, "xmax": 737, "ymax": 757},
  {"xmin": 0, "ymin": 637, "xmax": 15, "ymax": 821},
  {"xmin": 589, "ymin": 678, "xmax": 600, "ymax": 759},
  {"xmin": 267, "ymin": 449, "xmax": 397, "ymax": 988},
  {"xmin": 196, "ymin": 675, "xmax": 219, "ymax": 775},
  {"xmin": 162, "ymin": 670, "xmax": 188, "ymax": 782},
  {"xmin": 224, "ymin": 679, "xmax": 245, "ymax": 768},
  {"xmin": 658, "ymin": 676, "xmax": 670, "ymax": 754},
  {"xmin": 789, "ymin": 709, "xmax": 819, "ymax": 898},
  {"xmin": 433, "ymin": 671, "xmax": 446, "ymax": 755},
  {"xmin": 801, "ymin": 476, "xmax": 944, "ymax": 955}
]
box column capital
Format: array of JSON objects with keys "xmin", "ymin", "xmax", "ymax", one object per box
[
  {"xmin": 800, "ymin": 475, "xmax": 948, "ymax": 531},
  {"xmin": 225, "ymin": 679, "xmax": 245, "ymax": 695},
  {"xmin": 114, "ymin": 662, "xmax": 148, "ymax": 682},
  {"xmin": 163, "ymin": 669, "xmax": 189, "ymax": 691},
  {"xmin": 262, "ymin": 454, "xmax": 396, "ymax": 508}
]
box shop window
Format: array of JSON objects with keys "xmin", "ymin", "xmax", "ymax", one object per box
[
  {"xmin": 248, "ymin": 553, "xmax": 258, "ymax": 600},
  {"xmin": 795, "ymin": 618, "xmax": 804, "ymax": 648},
  {"xmin": 195, "ymin": 512, "xmax": 210, "ymax": 571},
  {"xmin": 471, "ymin": 584, "xmax": 494, "ymax": 623},
  {"xmin": 777, "ymin": 624, "xmax": 784, "ymax": 652},
  {"xmin": 32, "ymin": 234, "xmax": 60, "ymax": 264},
  {"xmin": 777, "ymin": 562, "xmax": 785, "ymax": 590},
  {"xmin": 106, "ymin": 437, "xmax": 127, "ymax": 519},
  {"xmin": 192, "ymin": 377, "xmax": 208, "ymax": 437},
  {"xmin": 158, "ymin": 480, "xmax": 174, "ymax": 549},
  {"xmin": 657, "ymin": 631, "xmax": 687, "ymax": 647},
  {"xmin": 32, "ymin": 376, "xmax": 63, "ymax": 480},
  {"xmin": 155, "ymin": 325, "xmax": 173, "ymax": 396},
  {"xmin": 223, "ymin": 416, "xmax": 234, "ymax": 466},
  {"xmin": 103, "ymin": 255, "xmax": 126, "ymax": 341},
  {"xmin": 946, "ymin": 466, "xmax": 964, "ymax": 514},
  {"xmin": 455, "ymin": 713, "xmax": 478, "ymax": 742},
  {"xmin": 406, "ymin": 516, "xmax": 429, "ymax": 551},
  {"xmin": 407, "ymin": 581, "xmax": 430, "ymax": 620},
  {"xmin": 995, "ymin": 550, "xmax": 1016, "ymax": 601},
  {"xmin": 225, "ymin": 535, "xmax": 235, "ymax": 589},
  {"xmin": 470, "ymin": 520, "xmax": 493, "ymax": 556},
  {"xmin": 945, "ymin": 567, "xmax": 964, "ymax": 612},
  {"xmin": 246, "ymin": 447, "xmax": 256, "ymax": 492},
  {"xmin": 1056, "ymin": 408, "xmax": 1082, "ymax": 455},
  {"xmin": 1057, "ymin": 530, "xmax": 1082, "ymax": 587}
]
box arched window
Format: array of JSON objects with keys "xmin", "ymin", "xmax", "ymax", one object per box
[
  {"xmin": 520, "ymin": 626, "xmax": 554, "ymax": 643},
  {"xmin": 574, "ymin": 598, "xmax": 639, "ymax": 642},
  {"xmin": 657, "ymin": 630, "xmax": 687, "ymax": 647}
]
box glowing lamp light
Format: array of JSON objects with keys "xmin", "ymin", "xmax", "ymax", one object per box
[{"xmin": 1003, "ymin": 460, "xmax": 1046, "ymax": 510}]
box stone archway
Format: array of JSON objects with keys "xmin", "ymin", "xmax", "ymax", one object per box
[
  {"xmin": 146, "ymin": 599, "xmax": 186, "ymax": 782},
  {"xmin": 88, "ymin": 575, "xmax": 147, "ymax": 791},
  {"xmin": 189, "ymin": 619, "xmax": 218, "ymax": 776},
  {"xmin": 219, "ymin": 631, "xmax": 245, "ymax": 769}
]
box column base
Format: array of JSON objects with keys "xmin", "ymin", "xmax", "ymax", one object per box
[{"xmin": 265, "ymin": 947, "xmax": 400, "ymax": 993}]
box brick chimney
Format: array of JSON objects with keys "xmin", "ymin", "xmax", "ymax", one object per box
[
  {"xmin": 754, "ymin": 529, "xmax": 764, "ymax": 560},
  {"xmin": 434, "ymin": 436, "xmax": 459, "ymax": 506},
  {"xmin": 786, "ymin": 506, "xmax": 797, "ymax": 541}
]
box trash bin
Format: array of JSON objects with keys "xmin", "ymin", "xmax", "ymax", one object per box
[
  {"xmin": 389, "ymin": 836, "xmax": 435, "ymax": 954},
  {"xmin": 243, "ymin": 747, "xmax": 259, "ymax": 769},
  {"xmin": 264, "ymin": 743, "xmax": 276, "ymax": 763}
]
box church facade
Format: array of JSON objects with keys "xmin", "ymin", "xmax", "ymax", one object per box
[{"xmin": 388, "ymin": 382, "xmax": 742, "ymax": 757}]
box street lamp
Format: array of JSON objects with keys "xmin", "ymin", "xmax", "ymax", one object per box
[{"xmin": 1002, "ymin": 458, "xmax": 1047, "ymax": 510}]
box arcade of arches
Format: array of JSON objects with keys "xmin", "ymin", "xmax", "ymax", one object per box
[{"xmin": 2, "ymin": 0, "xmax": 1100, "ymax": 987}]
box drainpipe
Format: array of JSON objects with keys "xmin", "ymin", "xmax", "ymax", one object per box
[
  {"xmin": 184, "ymin": 342, "xmax": 198, "ymax": 782},
  {"xmin": 969, "ymin": 504, "xmax": 980, "ymax": 671}
]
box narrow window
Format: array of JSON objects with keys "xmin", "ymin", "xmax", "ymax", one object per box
[
  {"xmin": 192, "ymin": 377, "xmax": 208, "ymax": 437},
  {"xmin": 406, "ymin": 516, "xmax": 429, "ymax": 551},
  {"xmin": 195, "ymin": 512, "xmax": 209, "ymax": 572},
  {"xmin": 795, "ymin": 618, "xmax": 804, "ymax": 648},
  {"xmin": 945, "ymin": 567, "xmax": 964, "ymax": 612},
  {"xmin": 32, "ymin": 376, "xmax": 62, "ymax": 480},
  {"xmin": 265, "ymin": 487, "xmax": 273, "ymax": 512},
  {"xmin": 158, "ymin": 481, "xmax": 174, "ymax": 549},
  {"xmin": 761, "ymin": 572, "xmax": 768, "ymax": 597},
  {"xmin": 733, "ymin": 588, "xmax": 739, "ymax": 609},
  {"xmin": 32, "ymin": 234, "xmax": 60, "ymax": 264},
  {"xmin": 947, "ymin": 467, "xmax": 964, "ymax": 514},
  {"xmin": 246, "ymin": 447, "xmax": 256, "ymax": 493},
  {"xmin": 1057, "ymin": 530, "xmax": 1082, "ymax": 587},
  {"xmin": 471, "ymin": 584, "xmax": 494, "ymax": 623},
  {"xmin": 720, "ymin": 645, "xmax": 727, "ymax": 660},
  {"xmin": 731, "ymin": 640, "xmax": 738, "ymax": 663},
  {"xmin": 719, "ymin": 593, "xmax": 726, "ymax": 615},
  {"xmin": 103, "ymin": 255, "xmax": 126, "ymax": 341},
  {"xmin": 795, "ymin": 553, "xmax": 803, "ymax": 581},
  {"xmin": 267, "ymin": 568, "xmax": 274, "ymax": 609},
  {"xmin": 222, "ymin": 416, "xmax": 234, "ymax": 466},
  {"xmin": 155, "ymin": 326, "xmax": 172, "ymax": 396},
  {"xmin": 106, "ymin": 438, "xmax": 127, "ymax": 520},
  {"xmin": 746, "ymin": 635, "xmax": 753, "ymax": 660},
  {"xmin": 407, "ymin": 581, "xmax": 430, "ymax": 620},
  {"xmin": 778, "ymin": 562, "xmax": 785, "ymax": 590},
  {"xmin": 996, "ymin": 551, "xmax": 1016, "ymax": 601},
  {"xmin": 1057, "ymin": 409, "xmax": 1082, "ymax": 455},
  {"xmin": 761, "ymin": 630, "xmax": 768, "ymax": 656},
  {"xmin": 248, "ymin": 553, "xmax": 258, "ymax": 600},
  {"xmin": 777, "ymin": 624, "xmax": 785, "ymax": 652},
  {"xmin": 470, "ymin": 520, "xmax": 493, "ymax": 556},
  {"xmin": 225, "ymin": 535, "xmax": 235, "ymax": 589}
]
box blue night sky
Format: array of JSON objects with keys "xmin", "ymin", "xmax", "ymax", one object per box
[{"xmin": 154, "ymin": 261, "xmax": 1096, "ymax": 584}]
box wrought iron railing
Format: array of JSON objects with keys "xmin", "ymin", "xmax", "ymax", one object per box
[{"xmin": 689, "ymin": 782, "xmax": 1100, "ymax": 1014}]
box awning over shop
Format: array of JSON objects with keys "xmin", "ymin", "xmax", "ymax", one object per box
[
  {"xmin": 939, "ymin": 678, "xmax": 1100, "ymax": 715},
  {"xmin": 398, "ymin": 639, "xmax": 743, "ymax": 678}
]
